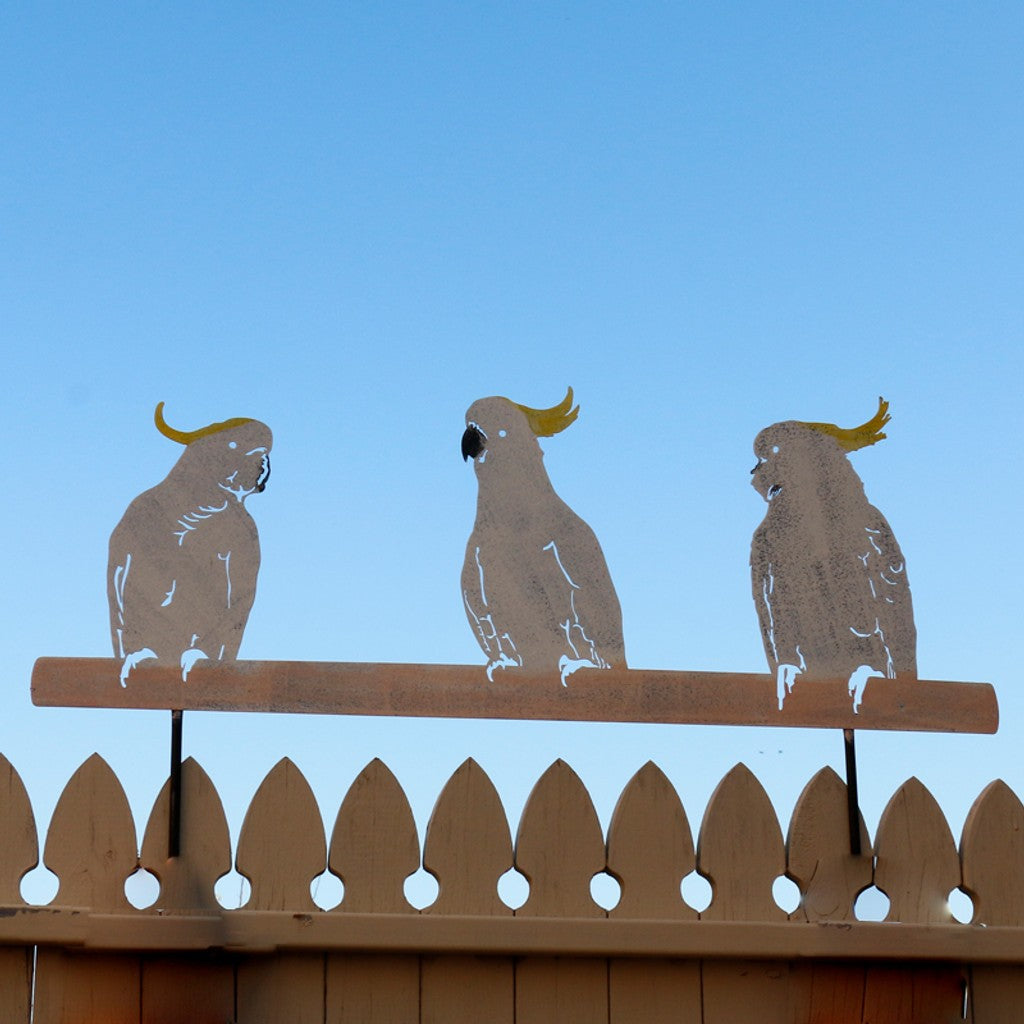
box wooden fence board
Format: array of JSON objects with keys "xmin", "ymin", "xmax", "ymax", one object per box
[
  {"xmin": 236, "ymin": 953, "xmax": 326, "ymax": 1023},
  {"xmin": 515, "ymin": 763, "xmax": 609, "ymax": 1022},
  {"xmin": 0, "ymin": 754, "xmax": 37, "ymax": 904},
  {"xmin": 33, "ymin": 950, "xmax": 141, "ymax": 1024},
  {"xmin": 31, "ymin": 658, "xmax": 999, "ymax": 733},
  {"xmin": 701, "ymin": 960, "xmax": 797, "ymax": 1024},
  {"xmin": 968, "ymin": 966, "xmax": 1024, "ymax": 1024},
  {"xmin": 325, "ymin": 953, "xmax": 420, "ymax": 1023},
  {"xmin": 860, "ymin": 963, "xmax": 966, "ymax": 1024},
  {"xmin": 867, "ymin": 779, "xmax": 964, "ymax": 1021},
  {"xmin": 608, "ymin": 763, "xmax": 701, "ymax": 1022},
  {"xmin": 787, "ymin": 768, "xmax": 873, "ymax": 1020},
  {"xmin": 45, "ymin": 753, "xmax": 138, "ymax": 912},
  {"xmin": 330, "ymin": 759, "xmax": 419, "ymax": 914},
  {"xmin": 516, "ymin": 957, "xmax": 609, "ymax": 1024},
  {"xmin": 609, "ymin": 959, "xmax": 701, "ymax": 1024},
  {"xmin": 140, "ymin": 956, "xmax": 235, "ymax": 1024},
  {"xmin": 962, "ymin": 780, "xmax": 1024, "ymax": 1021},
  {"xmin": 698, "ymin": 763, "xmax": 786, "ymax": 923},
  {"xmin": 421, "ymin": 954, "xmax": 514, "ymax": 1024},
  {"xmin": 793, "ymin": 962, "xmax": 866, "ymax": 1024},
  {"xmin": 516, "ymin": 760, "xmax": 605, "ymax": 919},
  {"xmin": 237, "ymin": 757, "xmax": 325, "ymax": 912},
  {"xmin": 421, "ymin": 759, "xmax": 514, "ymax": 1019},
  {"xmin": 0, "ymin": 947, "xmax": 32, "ymax": 1024},
  {"xmin": 140, "ymin": 758, "xmax": 232, "ymax": 913}
]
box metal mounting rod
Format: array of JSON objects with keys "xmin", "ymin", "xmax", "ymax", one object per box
[
  {"xmin": 843, "ymin": 727, "xmax": 862, "ymax": 856},
  {"xmin": 169, "ymin": 709, "xmax": 183, "ymax": 858}
]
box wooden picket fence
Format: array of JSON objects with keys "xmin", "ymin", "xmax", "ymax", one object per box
[{"xmin": 2, "ymin": 752, "xmax": 1024, "ymax": 1023}]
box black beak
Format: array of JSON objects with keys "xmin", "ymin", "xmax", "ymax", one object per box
[
  {"xmin": 461, "ymin": 425, "xmax": 485, "ymax": 462},
  {"xmin": 256, "ymin": 456, "xmax": 271, "ymax": 493}
]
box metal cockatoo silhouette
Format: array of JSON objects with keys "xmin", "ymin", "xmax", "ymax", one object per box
[
  {"xmin": 750, "ymin": 398, "xmax": 917, "ymax": 710},
  {"xmin": 461, "ymin": 387, "xmax": 626, "ymax": 683},
  {"xmin": 108, "ymin": 403, "xmax": 272, "ymax": 685}
]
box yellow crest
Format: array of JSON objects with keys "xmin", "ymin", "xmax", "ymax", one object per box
[
  {"xmin": 799, "ymin": 397, "xmax": 891, "ymax": 453},
  {"xmin": 154, "ymin": 402, "xmax": 254, "ymax": 445},
  {"xmin": 507, "ymin": 387, "xmax": 580, "ymax": 437}
]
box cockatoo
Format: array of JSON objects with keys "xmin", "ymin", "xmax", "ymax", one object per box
[
  {"xmin": 749, "ymin": 398, "xmax": 916, "ymax": 710},
  {"xmin": 108, "ymin": 402, "xmax": 272, "ymax": 685},
  {"xmin": 461, "ymin": 387, "xmax": 626, "ymax": 683}
]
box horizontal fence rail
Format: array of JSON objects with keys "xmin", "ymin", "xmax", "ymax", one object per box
[{"xmin": 1, "ymin": 752, "xmax": 1022, "ymax": 1022}]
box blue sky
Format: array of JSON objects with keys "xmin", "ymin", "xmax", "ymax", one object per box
[{"xmin": 2, "ymin": 2, "xmax": 1022, "ymax": 910}]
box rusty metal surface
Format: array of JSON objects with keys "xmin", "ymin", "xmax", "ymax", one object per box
[{"xmin": 30, "ymin": 658, "xmax": 997, "ymax": 733}]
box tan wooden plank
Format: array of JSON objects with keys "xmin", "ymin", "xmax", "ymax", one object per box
[
  {"xmin": 237, "ymin": 758, "xmax": 325, "ymax": 912},
  {"xmin": 31, "ymin": 657, "xmax": 999, "ymax": 733},
  {"xmin": 961, "ymin": 779, "xmax": 1024, "ymax": 927},
  {"xmin": 423, "ymin": 758, "xmax": 513, "ymax": 916},
  {"xmin": 607, "ymin": 761, "xmax": 695, "ymax": 920},
  {"xmin": 45, "ymin": 753, "xmax": 138, "ymax": 912},
  {"xmin": 325, "ymin": 953, "xmax": 420, "ymax": 1023},
  {"xmin": 607, "ymin": 764, "xmax": 701, "ymax": 1023},
  {"xmin": 33, "ymin": 949, "xmax": 140, "ymax": 1024},
  {"xmin": 699, "ymin": 769, "xmax": 798, "ymax": 1024},
  {"xmin": 792, "ymin": 962, "xmax": 866, "ymax": 1024},
  {"xmin": 0, "ymin": 755, "xmax": 38, "ymax": 905},
  {"xmin": 861, "ymin": 963, "xmax": 965, "ymax": 1023},
  {"xmin": 421, "ymin": 954, "xmax": 513, "ymax": 1024},
  {"xmin": 874, "ymin": 778, "xmax": 959, "ymax": 925},
  {"xmin": 960, "ymin": 781, "xmax": 1024, "ymax": 1023},
  {"xmin": 969, "ymin": 965, "xmax": 1024, "ymax": 1024},
  {"xmin": 515, "ymin": 766, "xmax": 608, "ymax": 1023},
  {"xmin": 140, "ymin": 956, "xmax": 235, "ymax": 1024},
  {"xmin": 421, "ymin": 761, "xmax": 515, "ymax": 1022},
  {"xmin": 516, "ymin": 957, "xmax": 608, "ymax": 1024},
  {"xmin": 515, "ymin": 760, "xmax": 605, "ymax": 918},
  {"xmin": 701, "ymin": 960, "xmax": 797, "ymax": 1024},
  {"xmin": 0, "ymin": 947, "xmax": 32, "ymax": 1023},
  {"xmin": 140, "ymin": 758, "xmax": 232, "ymax": 914},
  {"xmin": 236, "ymin": 953, "xmax": 325, "ymax": 1023},
  {"xmin": 7, "ymin": 907, "xmax": 1024, "ymax": 961},
  {"xmin": 330, "ymin": 759, "xmax": 419, "ymax": 914},
  {"xmin": 787, "ymin": 767, "xmax": 872, "ymax": 923},
  {"xmin": 698, "ymin": 764, "xmax": 787, "ymax": 923},
  {"xmin": 866, "ymin": 780, "xmax": 964, "ymax": 1022},
  {"xmin": 609, "ymin": 959, "xmax": 700, "ymax": 1024}
]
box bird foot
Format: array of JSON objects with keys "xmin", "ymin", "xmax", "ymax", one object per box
[
  {"xmin": 558, "ymin": 656, "xmax": 604, "ymax": 686},
  {"xmin": 119, "ymin": 648, "xmax": 157, "ymax": 687},
  {"xmin": 776, "ymin": 664, "xmax": 801, "ymax": 710},
  {"xmin": 485, "ymin": 653, "xmax": 520, "ymax": 682},
  {"xmin": 847, "ymin": 665, "xmax": 880, "ymax": 714},
  {"xmin": 180, "ymin": 648, "xmax": 210, "ymax": 682}
]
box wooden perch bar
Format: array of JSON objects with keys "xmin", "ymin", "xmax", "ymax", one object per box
[{"xmin": 31, "ymin": 658, "xmax": 998, "ymax": 733}]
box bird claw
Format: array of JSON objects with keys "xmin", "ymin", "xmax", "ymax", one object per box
[
  {"xmin": 485, "ymin": 653, "xmax": 520, "ymax": 682},
  {"xmin": 847, "ymin": 665, "xmax": 879, "ymax": 714},
  {"xmin": 558, "ymin": 655, "xmax": 605, "ymax": 686},
  {"xmin": 180, "ymin": 648, "xmax": 210, "ymax": 682},
  {"xmin": 119, "ymin": 648, "xmax": 157, "ymax": 687},
  {"xmin": 776, "ymin": 664, "xmax": 801, "ymax": 710}
]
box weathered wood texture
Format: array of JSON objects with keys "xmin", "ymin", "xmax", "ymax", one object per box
[
  {"xmin": 31, "ymin": 657, "xmax": 998, "ymax": 732},
  {"xmin": 4, "ymin": 754, "xmax": 1024, "ymax": 1021}
]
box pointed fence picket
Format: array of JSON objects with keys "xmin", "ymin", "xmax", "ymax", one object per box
[{"xmin": 3, "ymin": 753, "xmax": 1024, "ymax": 1022}]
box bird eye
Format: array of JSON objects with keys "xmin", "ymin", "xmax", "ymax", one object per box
[
  {"xmin": 772, "ymin": 445, "xmax": 780, "ymax": 454},
  {"xmin": 228, "ymin": 441, "xmax": 238, "ymax": 450},
  {"xmin": 499, "ymin": 429, "xmax": 507, "ymax": 438}
]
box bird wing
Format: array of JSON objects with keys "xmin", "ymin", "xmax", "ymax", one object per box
[
  {"xmin": 540, "ymin": 503, "xmax": 626, "ymax": 669},
  {"xmin": 854, "ymin": 505, "xmax": 917, "ymax": 677}
]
